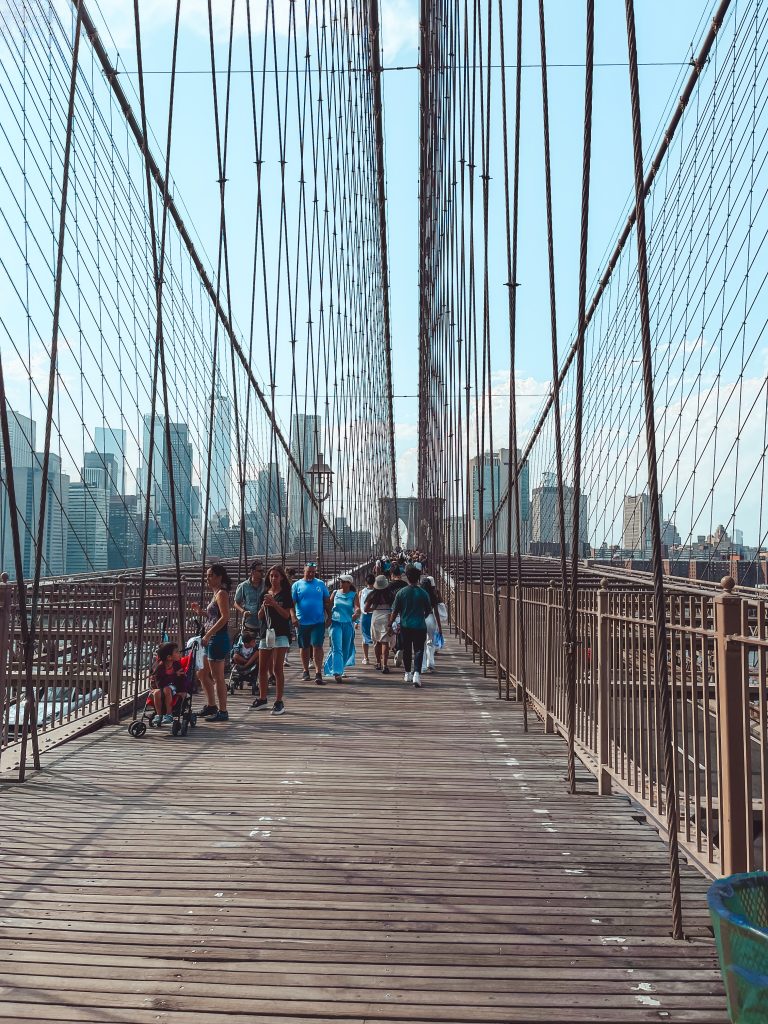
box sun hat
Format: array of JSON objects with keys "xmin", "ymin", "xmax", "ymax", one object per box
[
  {"xmin": 373, "ymin": 574, "xmax": 389, "ymax": 590},
  {"xmin": 339, "ymin": 573, "xmax": 354, "ymax": 584}
]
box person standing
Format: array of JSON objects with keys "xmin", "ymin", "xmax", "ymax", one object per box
[
  {"xmin": 234, "ymin": 561, "xmax": 266, "ymax": 640},
  {"xmin": 420, "ymin": 575, "xmax": 443, "ymax": 673},
  {"xmin": 364, "ymin": 574, "xmax": 394, "ymax": 674},
  {"xmin": 252, "ymin": 565, "xmax": 294, "ymax": 715},
  {"xmin": 291, "ymin": 561, "xmax": 331, "ymax": 685},
  {"xmin": 191, "ymin": 564, "xmax": 233, "ymax": 720},
  {"xmin": 359, "ymin": 573, "xmax": 376, "ymax": 665},
  {"xmin": 324, "ymin": 575, "xmax": 360, "ymax": 682},
  {"xmin": 388, "ymin": 566, "xmax": 432, "ymax": 688}
]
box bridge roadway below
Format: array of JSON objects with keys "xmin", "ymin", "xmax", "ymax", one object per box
[{"xmin": 0, "ymin": 638, "xmax": 726, "ymax": 1022}]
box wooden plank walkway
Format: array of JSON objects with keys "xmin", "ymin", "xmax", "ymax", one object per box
[{"xmin": 0, "ymin": 637, "xmax": 727, "ymax": 1022}]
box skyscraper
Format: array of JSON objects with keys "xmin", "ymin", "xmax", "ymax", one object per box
[
  {"xmin": 209, "ymin": 390, "xmax": 231, "ymax": 526},
  {"xmin": 159, "ymin": 423, "xmax": 193, "ymax": 545},
  {"xmin": 94, "ymin": 426, "xmax": 126, "ymax": 495},
  {"xmin": 67, "ymin": 480, "xmax": 109, "ymax": 574},
  {"xmin": 0, "ymin": 411, "xmax": 69, "ymax": 579},
  {"xmin": 140, "ymin": 415, "xmax": 194, "ymax": 545},
  {"xmin": 288, "ymin": 413, "xmax": 320, "ymax": 552},
  {"xmin": 622, "ymin": 493, "xmax": 662, "ymax": 556},
  {"xmin": 530, "ymin": 472, "xmax": 589, "ymax": 555},
  {"xmin": 467, "ymin": 448, "xmax": 530, "ymax": 554},
  {"xmin": 83, "ymin": 450, "xmax": 119, "ymax": 493},
  {"xmin": 245, "ymin": 463, "xmax": 287, "ymax": 554}
]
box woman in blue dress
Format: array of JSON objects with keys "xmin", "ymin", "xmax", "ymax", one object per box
[{"xmin": 323, "ymin": 575, "xmax": 360, "ymax": 682}]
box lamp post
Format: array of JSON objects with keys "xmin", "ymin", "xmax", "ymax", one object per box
[{"xmin": 308, "ymin": 452, "xmax": 333, "ymax": 576}]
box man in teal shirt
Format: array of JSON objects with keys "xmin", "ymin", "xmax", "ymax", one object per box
[{"xmin": 388, "ymin": 566, "xmax": 432, "ymax": 688}]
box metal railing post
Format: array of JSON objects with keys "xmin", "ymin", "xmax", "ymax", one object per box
[
  {"xmin": 715, "ymin": 577, "xmax": 749, "ymax": 875},
  {"xmin": 0, "ymin": 581, "xmax": 12, "ymax": 755},
  {"xmin": 108, "ymin": 584, "xmax": 126, "ymax": 725},
  {"xmin": 543, "ymin": 582, "xmax": 555, "ymax": 733},
  {"xmin": 596, "ymin": 581, "xmax": 612, "ymax": 795}
]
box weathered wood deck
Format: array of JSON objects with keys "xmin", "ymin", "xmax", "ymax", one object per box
[{"xmin": 0, "ymin": 637, "xmax": 727, "ymax": 1022}]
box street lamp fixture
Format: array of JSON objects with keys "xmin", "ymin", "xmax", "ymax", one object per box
[{"xmin": 308, "ymin": 452, "xmax": 333, "ymax": 570}]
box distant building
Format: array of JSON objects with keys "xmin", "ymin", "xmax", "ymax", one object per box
[
  {"xmin": 622, "ymin": 493, "xmax": 664, "ymax": 556},
  {"xmin": 94, "ymin": 427, "xmax": 126, "ymax": 495},
  {"xmin": 83, "ymin": 450, "xmax": 119, "ymax": 494},
  {"xmin": 287, "ymin": 414, "xmax": 320, "ymax": 552},
  {"xmin": 0, "ymin": 412, "xmax": 69, "ymax": 579},
  {"xmin": 108, "ymin": 494, "xmax": 143, "ymax": 570},
  {"xmin": 467, "ymin": 448, "xmax": 529, "ymax": 554},
  {"xmin": 67, "ymin": 480, "xmax": 109, "ymax": 574},
  {"xmin": 530, "ymin": 472, "xmax": 589, "ymax": 555},
  {"xmin": 139, "ymin": 416, "xmax": 194, "ymax": 545},
  {"xmin": 207, "ymin": 525, "xmax": 255, "ymax": 561},
  {"xmin": 661, "ymin": 519, "xmax": 681, "ymax": 549},
  {"xmin": 245, "ymin": 463, "xmax": 287, "ymax": 555},
  {"xmin": 209, "ymin": 390, "xmax": 231, "ymax": 525}
]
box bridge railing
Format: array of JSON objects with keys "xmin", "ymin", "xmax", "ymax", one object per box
[
  {"xmin": 448, "ymin": 575, "xmax": 767, "ymax": 881},
  {"xmin": 0, "ymin": 557, "xmax": 375, "ymax": 772}
]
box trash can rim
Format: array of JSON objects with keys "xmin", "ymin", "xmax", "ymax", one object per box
[{"xmin": 708, "ymin": 871, "xmax": 768, "ymax": 941}]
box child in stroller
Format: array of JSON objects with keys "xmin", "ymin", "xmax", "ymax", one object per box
[
  {"xmin": 228, "ymin": 628, "xmax": 260, "ymax": 695},
  {"xmin": 128, "ymin": 640, "xmax": 198, "ymax": 738}
]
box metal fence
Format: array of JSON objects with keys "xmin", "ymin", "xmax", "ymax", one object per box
[
  {"xmin": 0, "ymin": 557, "xmax": 374, "ymax": 771},
  {"xmin": 450, "ymin": 575, "xmax": 767, "ymax": 880}
]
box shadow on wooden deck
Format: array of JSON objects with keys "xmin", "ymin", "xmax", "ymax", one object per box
[{"xmin": 0, "ymin": 637, "xmax": 727, "ymax": 1022}]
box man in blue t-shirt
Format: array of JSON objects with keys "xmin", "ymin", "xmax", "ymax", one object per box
[{"xmin": 291, "ymin": 562, "xmax": 331, "ymax": 684}]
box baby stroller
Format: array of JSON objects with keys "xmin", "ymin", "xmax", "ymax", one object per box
[
  {"xmin": 128, "ymin": 642, "xmax": 199, "ymax": 739},
  {"xmin": 227, "ymin": 630, "xmax": 260, "ymax": 695}
]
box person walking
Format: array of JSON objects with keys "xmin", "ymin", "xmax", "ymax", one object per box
[
  {"xmin": 191, "ymin": 564, "xmax": 233, "ymax": 720},
  {"xmin": 388, "ymin": 566, "xmax": 432, "ymax": 687},
  {"xmin": 388, "ymin": 566, "xmax": 407, "ymax": 666},
  {"xmin": 364, "ymin": 574, "xmax": 394, "ymax": 674},
  {"xmin": 359, "ymin": 573, "xmax": 375, "ymax": 664},
  {"xmin": 252, "ymin": 564, "xmax": 294, "ymax": 715},
  {"xmin": 324, "ymin": 575, "xmax": 360, "ymax": 682},
  {"xmin": 291, "ymin": 561, "xmax": 331, "ymax": 685},
  {"xmin": 421, "ymin": 575, "xmax": 443, "ymax": 673}
]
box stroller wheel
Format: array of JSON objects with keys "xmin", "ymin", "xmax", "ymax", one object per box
[
  {"xmin": 181, "ymin": 718, "xmax": 189, "ymax": 737},
  {"xmin": 128, "ymin": 721, "xmax": 147, "ymax": 738},
  {"xmin": 190, "ymin": 714, "xmax": 198, "ymax": 727},
  {"xmin": 171, "ymin": 720, "xmax": 181, "ymax": 737}
]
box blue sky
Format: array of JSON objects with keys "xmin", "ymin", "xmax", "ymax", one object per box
[
  {"xmin": 9, "ymin": 0, "xmax": 761, "ymax": 555},
  {"xmin": 82, "ymin": 0, "xmax": 711, "ymax": 497}
]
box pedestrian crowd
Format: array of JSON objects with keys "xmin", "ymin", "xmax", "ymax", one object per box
[{"xmin": 146, "ymin": 550, "xmax": 444, "ymax": 725}]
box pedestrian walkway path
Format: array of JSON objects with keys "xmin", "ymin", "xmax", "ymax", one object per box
[{"xmin": 0, "ymin": 638, "xmax": 726, "ymax": 1022}]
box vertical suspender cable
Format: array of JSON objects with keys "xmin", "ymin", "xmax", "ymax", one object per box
[
  {"xmin": 566, "ymin": 0, "xmax": 594, "ymax": 794},
  {"xmin": 498, "ymin": 0, "xmax": 527, "ymax": 725},
  {"xmin": 538, "ymin": 0, "xmax": 573, "ymax": 731},
  {"xmin": 624, "ymin": 0, "xmax": 683, "ymax": 940},
  {"xmin": 14, "ymin": 5, "xmax": 83, "ymax": 779}
]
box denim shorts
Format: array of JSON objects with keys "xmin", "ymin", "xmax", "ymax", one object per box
[
  {"xmin": 259, "ymin": 635, "xmax": 290, "ymax": 650},
  {"xmin": 297, "ymin": 622, "xmax": 326, "ymax": 648},
  {"xmin": 205, "ymin": 630, "xmax": 231, "ymax": 662}
]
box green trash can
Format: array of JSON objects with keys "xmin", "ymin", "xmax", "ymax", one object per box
[{"xmin": 708, "ymin": 872, "xmax": 768, "ymax": 1023}]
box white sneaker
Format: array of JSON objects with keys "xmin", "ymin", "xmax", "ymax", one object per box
[
  {"xmin": 404, "ymin": 671, "xmax": 413, "ymax": 683},
  {"xmin": 413, "ymin": 672, "xmax": 422, "ymax": 688}
]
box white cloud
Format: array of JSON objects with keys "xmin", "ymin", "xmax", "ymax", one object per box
[{"xmin": 380, "ymin": 0, "xmax": 418, "ymax": 61}]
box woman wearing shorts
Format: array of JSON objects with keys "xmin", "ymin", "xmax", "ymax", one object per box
[
  {"xmin": 191, "ymin": 564, "xmax": 232, "ymax": 722},
  {"xmin": 252, "ymin": 565, "xmax": 293, "ymax": 715},
  {"xmin": 364, "ymin": 574, "xmax": 394, "ymax": 674},
  {"xmin": 358, "ymin": 573, "xmax": 375, "ymax": 664}
]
